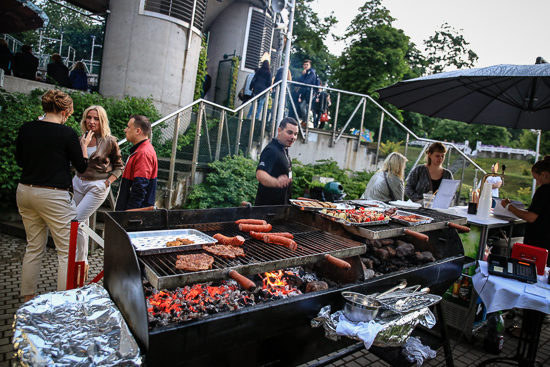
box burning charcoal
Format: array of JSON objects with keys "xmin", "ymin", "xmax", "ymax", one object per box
[
  {"xmin": 395, "ymin": 242, "xmax": 416, "ymax": 257},
  {"xmin": 375, "ymin": 248, "xmax": 389, "ymax": 261},
  {"xmin": 380, "ymin": 239, "xmax": 394, "ymax": 246},
  {"xmin": 369, "ymin": 256, "xmax": 381, "ymax": 267},
  {"xmin": 421, "ymin": 251, "xmax": 436, "ymax": 262},
  {"xmin": 305, "ymin": 281, "xmax": 328, "ymax": 293},
  {"xmin": 361, "ymin": 257, "xmax": 373, "ymax": 269},
  {"xmin": 383, "ymin": 246, "xmax": 397, "ymax": 258}
]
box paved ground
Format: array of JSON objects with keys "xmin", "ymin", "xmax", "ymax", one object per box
[{"xmin": 1, "ymin": 230, "xmax": 549, "ymax": 367}]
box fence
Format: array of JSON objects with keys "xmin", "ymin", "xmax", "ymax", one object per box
[{"xmin": 116, "ymin": 79, "xmax": 487, "ymax": 208}]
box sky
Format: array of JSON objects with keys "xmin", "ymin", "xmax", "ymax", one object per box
[{"xmin": 309, "ymin": 0, "xmax": 550, "ymax": 69}]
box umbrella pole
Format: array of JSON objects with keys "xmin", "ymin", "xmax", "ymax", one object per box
[{"xmin": 532, "ymin": 130, "xmax": 541, "ymax": 198}]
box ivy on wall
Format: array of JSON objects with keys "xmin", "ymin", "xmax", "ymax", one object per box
[
  {"xmin": 228, "ymin": 56, "xmax": 240, "ymax": 109},
  {"xmin": 194, "ymin": 35, "xmax": 209, "ymax": 102}
]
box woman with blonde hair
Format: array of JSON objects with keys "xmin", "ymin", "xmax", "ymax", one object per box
[
  {"xmin": 405, "ymin": 142, "xmax": 453, "ymax": 202},
  {"xmin": 16, "ymin": 90, "xmax": 92, "ymax": 301},
  {"xmin": 72, "ymin": 106, "xmax": 124, "ymax": 274},
  {"xmin": 362, "ymin": 152, "xmax": 408, "ymax": 202}
]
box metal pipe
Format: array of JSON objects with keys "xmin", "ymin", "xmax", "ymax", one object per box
[
  {"xmin": 276, "ymin": 1, "xmax": 295, "ymax": 124},
  {"xmin": 375, "ymin": 112, "xmax": 384, "ymax": 166},
  {"xmin": 165, "ymin": 112, "xmax": 181, "ymax": 208},
  {"xmin": 532, "ymin": 129, "xmax": 541, "ymax": 197},
  {"xmin": 191, "ymin": 102, "xmax": 204, "ymax": 186}
]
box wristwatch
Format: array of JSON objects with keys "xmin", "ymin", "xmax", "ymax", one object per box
[
  {"xmin": 105, "ymin": 180, "xmax": 111, "ymax": 187},
  {"xmin": 505, "ymin": 203, "xmax": 512, "ymax": 211}
]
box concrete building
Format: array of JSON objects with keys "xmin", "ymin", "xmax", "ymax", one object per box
[{"xmin": 63, "ymin": 0, "xmax": 283, "ymax": 116}]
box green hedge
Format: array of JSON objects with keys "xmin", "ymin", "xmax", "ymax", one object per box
[{"xmin": 0, "ymin": 88, "xmax": 161, "ymax": 209}]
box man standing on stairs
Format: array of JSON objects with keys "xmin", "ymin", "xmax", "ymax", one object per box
[{"xmin": 115, "ymin": 115, "xmax": 158, "ymax": 210}]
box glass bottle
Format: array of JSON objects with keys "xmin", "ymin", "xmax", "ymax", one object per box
[{"xmin": 483, "ymin": 311, "xmax": 504, "ymax": 354}]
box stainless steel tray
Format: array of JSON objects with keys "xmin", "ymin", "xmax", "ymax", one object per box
[
  {"xmin": 129, "ymin": 229, "xmax": 217, "ymax": 255},
  {"xmin": 378, "ymin": 292, "xmax": 442, "ymax": 314},
  {"xmin": 390, "ymin": 210, "xmax": 433, "ymax": 226},
  {"xmin": 318, "ymin": 209, "xmax": 390, "ymax": 227},
  {"xmin": 289, "ymin": 199, "xmax": 354, "ymax": 211}
]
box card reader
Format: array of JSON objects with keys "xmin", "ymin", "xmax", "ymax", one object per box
[{"xmin": 487, "ymin": 254, "xmax": 537, "ymax": 283}]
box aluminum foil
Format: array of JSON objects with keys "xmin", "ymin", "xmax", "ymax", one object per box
[
  {"xmin": 311, "ymin": 304, "xmax": 436, "ymax": 348},
  {"xmin": 13, "ymin": 283, "xmax": 142, "ymax": 367}
]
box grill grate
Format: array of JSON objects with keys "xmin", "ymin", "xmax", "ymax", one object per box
[{"xmin": 139, "ymin": 221, "xmax": 365, "ymax": 289}]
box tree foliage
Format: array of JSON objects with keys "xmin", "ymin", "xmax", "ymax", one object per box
[
  {"xmin": 290, "ymin": 0, "xmax": 338, "ymax": 84},
  {"xmin": 423, "ymin": 23, "xmax": 479, "ymax": 75},
  {"xmin": 519, "ymin": 130, "xmax": 550, "ymax": 157}
]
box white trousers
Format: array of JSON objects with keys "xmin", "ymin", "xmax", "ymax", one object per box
[
  {"xmin": 72, "ymin": 176, "xmax": 110, "ymax": 263},
  {"xmin": 17, "ymin": 184, "xmax": 77, "ymax": 296}
]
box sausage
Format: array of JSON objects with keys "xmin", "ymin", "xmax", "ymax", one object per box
[
  {"xmin": 263, "ymin": 234, "xmax": 298, "ymax": 251},
  {"xmin": 235, "ymin": 219, "xmax": 268, "ymax": 225},
  {"xmin": 239, "ymin": 223, "xmax": 272, "ymax": 232},
  {"xmin": 250, "ymin": 231, "xmax": 293, "ymax": 240},
  {"xmin": 213, "ymin": 233, "xmax": 245, "ymax": 247}
]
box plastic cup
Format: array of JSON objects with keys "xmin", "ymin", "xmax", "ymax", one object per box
[{"xmin": 423, "ymin": 193, "xmax": 434, "ymax": 208}]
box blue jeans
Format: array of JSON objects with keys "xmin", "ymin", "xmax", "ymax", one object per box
[{"xmin": 247, "ymin": 95, "xmax": 266, "ymax": 120}]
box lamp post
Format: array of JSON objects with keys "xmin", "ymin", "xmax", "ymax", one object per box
[{"xmin": 276, "ymin": 1, "xmax": 295, "ymax": 124}]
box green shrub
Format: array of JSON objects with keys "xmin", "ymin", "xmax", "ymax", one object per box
[
  {"xmin": 379, "ymin": 140, "xmax": 403, "ymax": 156},
  {"xmin": 183, "ymin": 155, "xmax": 258, "ymax": 209},
  {"xmin": 0, "ymin": 88, "xmax": 161, "ymax": 209}
]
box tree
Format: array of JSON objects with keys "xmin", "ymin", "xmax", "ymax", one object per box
[
  {"xmin": 11, "ymin": 0, "xmax": 105, "ymax": 72},
  {"xmin": 423, "ymin": 22, "xmax": 479, "ymax": 75},
  {"xmin": 519, "ymin": 130, "xmax": 550, "ymax": 157},
  {"xmin": 290, "ymin": 0, "xmax": 338, "ymax": 84}
]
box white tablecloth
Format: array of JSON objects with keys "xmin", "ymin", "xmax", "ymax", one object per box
[{"xmin": 473, "ymin": 261, "xmax": 550, "ymax": 314}]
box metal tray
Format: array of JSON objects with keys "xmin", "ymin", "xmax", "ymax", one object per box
[
  {"xmin": 318, "ymin": 209, "xmax": 390, "ymax": 227},
  {"xmin": 378, "ymin": 293, "xmax": 442, "ymax": 314},
  {"xmin": 289, "ymin": 199, "xmax": 354, "ymax": 211},
  {"xmin": 349, "ymin": 200, "xmax": 392, "ymax": 209},
  {"xmin": 390, "ymin": 210, "xmax": 433, "ymax": 226},
  {"xmin": 129, "ymin": 229, "xmax": 217, "ymax": 255}
]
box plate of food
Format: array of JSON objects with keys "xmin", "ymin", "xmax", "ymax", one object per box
[
  {"xmin": 319, "ymin": 207, "xmax": 391, "ymax": 226},
  {"xmin": 129, "ymin": 229, "xmax": 217, "ymax": 255},
  {"xmin": 289, "ymin": 199, "xmax": 354, "ymax": 211},
  {"xmin": 390, "ymin": 210, "xmax": 433, "ymax": 226},
  {"xmin": 388, "ymin": 200, "xmax": 422, "ymax": 210},
  {"xmin": 350, "ymin": 199, "xmax": 392, "ymax": 209}
]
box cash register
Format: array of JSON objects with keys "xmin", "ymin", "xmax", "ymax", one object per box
[{"xmin": 487, "ymin": 254, "xmax": 537, "ymax": 283}]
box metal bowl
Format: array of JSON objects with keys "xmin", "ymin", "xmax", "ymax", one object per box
[{"xmin": 341, "ymin": 291, "xmax": 381, "ymax": 322}]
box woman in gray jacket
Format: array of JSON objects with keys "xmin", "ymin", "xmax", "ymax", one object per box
[
  {"xmin": 362, "ymin": 152, "xmax": 407, "ymax": 202},
  {"xmin": 72, "ymin": 106, "xmax": 124, "ymax": 276},
  {"xmin": 405, "ymin": 142, "xmax": 453, "ymax": 202}
]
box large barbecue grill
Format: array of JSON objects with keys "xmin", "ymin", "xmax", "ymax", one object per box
[{"xmin": 103, "ymin": 205, "xmax": 468, "ymax": 367}]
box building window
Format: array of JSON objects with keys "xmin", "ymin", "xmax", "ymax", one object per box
[
  {"xmin": 143, "ymin": 0, "xmax": 207, "ymax": 31},
  {"xmin": 244, "ymin": 8, "xmax": 273, "ymax": 70}
]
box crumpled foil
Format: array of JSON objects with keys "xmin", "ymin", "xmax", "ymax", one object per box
[
  {"xmin": 13, "ymin": 283, "xmax": 142, "ymax": 367},
  {"xmin": 311, "ymin": 305, "xmax": 436, "ymax": 348}
]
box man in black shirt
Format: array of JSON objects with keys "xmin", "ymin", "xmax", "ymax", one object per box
[
  {"xmin": 255, "ymin": 117, "xmax": 298, "ymax": 206},
  {"xmin": 12, "ymin": 45, "xmax": 38, "ymax": 81}
]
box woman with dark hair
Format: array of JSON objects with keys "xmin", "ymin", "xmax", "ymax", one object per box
[
  {"xmin": 247, "ymin": 60, "xmax": 272, "ymax": 120},
  {"xmin": 501, "ymin": 156, "xmax": 550, "ymax": 264},
  {"xmin": 69, "ymin": 61, "xmax": 88, "ymax": 91},
  {"xmin": 72, "ymin": 106, "xmax": 124, "ymax": 276},
  {"xmin": 405, "ymin": 142, "xmax": 453, "ymax": 202},
  {"xmin": 16, "ymin": 90, "xmax": 92, "ymax": 302}
]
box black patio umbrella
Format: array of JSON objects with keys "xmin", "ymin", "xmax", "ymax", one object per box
[{"xmin": 376, "ymin": 63, "xmax": 550, "ymax": 131}]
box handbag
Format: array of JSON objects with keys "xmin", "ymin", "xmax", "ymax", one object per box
[
  {"xmin": 320, "ymin": 112, "xmax": 329, "ymax": 122},
  {"xmin": 238, "ymin": 87, "xmax": 245, "ymax": 102}
]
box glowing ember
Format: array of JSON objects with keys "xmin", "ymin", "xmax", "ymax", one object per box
[{"xmin": 261, "ymin": 270, "xmax": 302, "ymax": 297}]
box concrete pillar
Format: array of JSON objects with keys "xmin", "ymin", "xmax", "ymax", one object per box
[{"xmin": 99, "ymin": 0, "xmax": 202, "ymax": 116}]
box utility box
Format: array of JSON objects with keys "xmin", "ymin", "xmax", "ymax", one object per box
[{"xmin": 311, "ymin": 176, "xmax": 334, "ymax": 184}]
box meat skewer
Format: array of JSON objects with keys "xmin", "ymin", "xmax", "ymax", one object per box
[{"xmin": 213, "ymin": 233, "xmax": 245, "ymax": 247}]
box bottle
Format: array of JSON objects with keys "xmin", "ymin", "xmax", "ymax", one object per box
[
  {"xmin": 483, "ymin": 311, "xmax": 504, "ymax": 354},
  {"xmin": 477, "ymin": 182, "xmax": 493, "ymax": 220},
  {"xmin": 452, "ymin": 276, "xmax": 461, "ymax": 298},
  {"xmin": 459, "ymin": 276, "xmax": 470, "ymax": 302}
]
